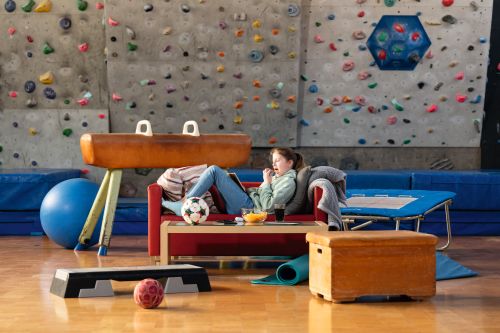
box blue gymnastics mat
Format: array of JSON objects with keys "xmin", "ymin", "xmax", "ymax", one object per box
[{"xmin": 251, "ymin": 252, "xmax": 477, "ymax": 285}]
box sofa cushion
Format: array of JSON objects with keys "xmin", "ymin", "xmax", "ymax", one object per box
[{"xmin": 285, "ymin": 166, "xmax": 312, "ymax": 215}]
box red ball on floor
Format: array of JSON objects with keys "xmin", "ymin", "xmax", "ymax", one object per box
[{"xmin": 134, "ymin": 278, "xmax": 164, "ymax": 309}]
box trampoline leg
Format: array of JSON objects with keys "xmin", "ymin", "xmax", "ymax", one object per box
[
  {"xmin": 437, "ymin": 203, "xmax": 452, "ymax": 251},
  {"xmin": 97, "ymin": 169, "xmax": 123, "ymax": 256},
  {"xmin": 415, "ymin": 218, "xmax": 421, "ymax": 232},
  {"xmin": 395, "ymin": 219, "xmax": 400, "ymax": 230}
]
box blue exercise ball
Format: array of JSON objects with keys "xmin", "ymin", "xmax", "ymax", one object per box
[{"xmin": 40, "ymin": 178, "xmax": 102, "ymax": 249}]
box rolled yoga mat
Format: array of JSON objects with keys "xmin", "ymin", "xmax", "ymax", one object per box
[{"xmin": 251, "ymin": 254, "xmax": 309, "ymax": 286}]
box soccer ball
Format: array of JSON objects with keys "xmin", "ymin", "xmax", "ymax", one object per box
[{"xmin": 181, "ymin": 197, "xmax": 210, "ymax": 225}]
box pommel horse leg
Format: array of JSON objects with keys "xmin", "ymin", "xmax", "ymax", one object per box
[{"xmin": 74, "ymin": 169, "xmax": 122, "ymax": 256}]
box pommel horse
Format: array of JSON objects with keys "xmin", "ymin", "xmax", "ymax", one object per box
[{"xmin": 76, "ymin": 120, "xmax": 252, "ymax": 255}]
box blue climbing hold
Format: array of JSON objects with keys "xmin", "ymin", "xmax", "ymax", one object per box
[
  {"xmin": 308, "ymin": 84, "xmax": 319, "ymax": 93},
  {"xmin": 299, "ymin": 118, "xmax": 310, "ymax": 126},
  {"xmin": 43, "ymin": 87, "xmax": 56, "ymax": 99},
  {"xmin": 24, "ymin": 80, "xmax": 36, "ymax": 93}
]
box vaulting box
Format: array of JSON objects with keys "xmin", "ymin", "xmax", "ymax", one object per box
[{"xmin": 306, "ymin": 230, "xmax": 437, "ymax": 303}]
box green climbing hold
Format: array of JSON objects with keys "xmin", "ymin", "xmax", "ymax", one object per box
[
  {"xmin": 384, "ymin": 0, "xmax": 395, "ymax": 7},
  {"xmin": 64, "ymin": 99, "xmax": 71, "ymax": 104},
  {"xmin": 377, "ymin": 32, "xmax": 388, "ymax": 42},
  {"xmin": 343, "ymin": 118, "xmax": 350, "ymax": 124},
  {"xmin": 343, "ymin": 51, "xmax": 350, "ymax": 57},
  {"xmin": 139, "ymin": 79, "xmax": 149, "ymax": 86},
  {"xmin": 392, "ymin": 45, "xmax": 403, "ymax": 54},
  {"xmin": 403, "ymin": 139, "xmax": 411, "ymax": 145},
  {"xmin": 62, "ymin": 128, "xmax": 73, "ymax": 137},
  {"xmin": 315, "ymin": 22, "xmax": 321, "ymax": 27},
  {"xmin": 22, "ymin": 0, "xmax": 36, "ymax": 12},
  {"xmin": 127, "ymin": 42, "xmax": 138, "ymax": 51},
  {"xmin": 0, "ymin": 145, "xmax": 3, "ymax": 153},
  {"xmin": 300, "ymin": 74, "xmax": 308, "ymax": 81},
  {"xmin": 391, "ymin": 98, "xmax": 404, "ymax": 111},
  {"xmin": 368, "ymin": 82, "xmax": 378, "ymax": 89},
  {"xmin": 42, "ymin": 42, "xmax": 54, "ymax": 55},
  {"xmin": 77, "ymin": 0, "xmax": 88, "ymax": 11}
]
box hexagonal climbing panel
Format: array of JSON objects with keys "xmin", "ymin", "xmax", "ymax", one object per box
[{"xmin": 367, "ymin": 15, "xmax": 431, "ymax": 71}]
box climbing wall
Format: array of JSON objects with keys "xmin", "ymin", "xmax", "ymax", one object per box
[
  {"xmin": 104, "ymin": 0, "xmax": 302, "ymax": 147},
  {"xmin": 0, "ymin": 0, "xmax": 108, "ymax": 179},
  {"xmin": 299, "ymin": 0, "xmax": 492, "ymax": 147}
]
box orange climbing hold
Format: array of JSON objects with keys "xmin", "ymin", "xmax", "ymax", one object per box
[
  {"xmin": 323, "ymin": 107, "xmax": 333, "ymax": 113},
  {"xmin": 252, "ymin": 96, "xmax": 260, "ymax": 101},
  {"xmin": 252, "ymin": 80, "xmax": 262, "ymax": 88},
  {"xmin": 234, "ymin": 28, "xmax": 244, "ymax": 37},
  {"xmin": 271, "ymin": 29, "xmax": 280, "ymax": 35},
  {"xmin": 287, "ymin": 95, "xmax": 296, "ymax": 103},
  {"xmin": 342, "ymin": 96, "xmax": 352, "ymax": 103},
  {"xmin": 268, "ymin": 137, "xmax": 278, "ymax": 144},
  {"xmin": 233, "ymin": 101, "xmax": 244, "ymax": 109},
  {"xmin": 217, "ymin": 51, "xmax": 225, "ymax": 57}
]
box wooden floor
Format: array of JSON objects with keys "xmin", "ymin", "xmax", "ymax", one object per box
[{"xmin": 0, "ymin": 236, "xmax": 499, "ymax": 332}]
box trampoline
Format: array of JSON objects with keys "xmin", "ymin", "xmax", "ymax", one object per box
[{"xmin": 340, "ymin": 189, "xmax": 456, "ymax": 250}]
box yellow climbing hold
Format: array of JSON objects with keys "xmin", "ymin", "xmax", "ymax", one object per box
[
  {"xmin": 34, "ymin": 0, "xmax": 52, "ymax": 12},
  {"xmin": 39, "ymin": 71, "xmax": 54, "ymax": 84},
  {"xmin": 28, "ymin": 127, "xmax": 38, "ymax": 135},
  {"xmin": 287, "ymin": 51, "xmax": 296, "ymax": 59},
  {"xmin": 233, "ymin": 115, "xmax": 243, "ymax": 124},
  {"xmin": 216, "ymin": 65, "xmax": 225, "ymax": 73},
  {"xmin": 288, "ymin": 26, "xmax": 297, "ymax": 33},
  {"xmin": 270, "ymin": 100, "xmax": 280, "ymax": 109},
  {"xmin": 253, "ymin": 34, "xmax": 264, "ymax": 42},
  {"xmin": 251, "ymin": 20, "xmax": 261, "ymax": 29}
]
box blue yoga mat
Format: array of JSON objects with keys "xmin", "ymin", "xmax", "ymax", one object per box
[
  {"xmin": 436, "ymin": 252, "xmax": 478, "ymax": 280},
  {"xmin": 251, "ymin": 254, "xmax": 309, "ymax": 285},
  {"xmin": 251, "ymin": 252, "xmax": 477, "ymax": 286}
]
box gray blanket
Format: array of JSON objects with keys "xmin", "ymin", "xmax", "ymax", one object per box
[{"xmin": 306, "ymin": 166, "xmax": 347, "ymax": 229}]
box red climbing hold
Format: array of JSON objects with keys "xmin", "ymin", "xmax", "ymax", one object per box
[
  {"xmin": 329, "ymin": 42, "xmax": 337, "ymax": 51},
  {"xmin": 27, "ymin": 35, "xmax": 34, "ymax": 43},
  {"xmin": 455, "ymin": 93, "xmax": 467, "ymax": 103},
  {"xmin": 426, "ymin": 104, "xmax": 438, "ymax": 113},
  {"xmin": 442, "ymin": 0, "xmax": 454, "ymax": 7},
  {"xmin": 378, "ymin": 49, "xmax": 387, "ymax": 60},
  {"xmin": 411, "ymin": 32, "xmax": 420, "ymax": 41},
  {"xmin": 357, "ymin": 11, "xmax": 365, "ymax": 18},
  {"xmin": 393, "ymin": 23, "xmax": 405, "ymax": 33}
]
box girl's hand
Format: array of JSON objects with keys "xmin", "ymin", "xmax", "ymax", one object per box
[{"xmin": 263, "ymin": 168, "xmax": 273, "ymax": 184}]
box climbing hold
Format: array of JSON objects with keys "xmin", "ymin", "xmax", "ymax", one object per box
[
  {"xmin": 7, "ymin": 27, "xmax": 16, "ymax": 36},
  {"xmin": 470, "ymin": 1, "xmax": 479, "ymax": 11},
  {"xmin": 287, "ymin": 51, "xmax": 296, "ymax": 59},
  {"xmin": 253, "ymin": 34, "xmax": 263, "ymax": 43},
  {"xmin": 384, "ymin": 0, "xmax": 395, "ymax": 7},
  {"xmin": 234, "ymin": 28, "xmax": 244, "ymax": 37},
  {"xmin": 95, "ymin": 2, "xmax": 104, "ymax": 10},
  {"xmin": 78, "ymin": 42, "xmax": 89, "ymax": 52},
  {"xmin": 288, "ymin": 4, "xmax": 300, "ymax": 17},
  {"xmin": 29, "ymin": 127, "xmax": 38, "ymax": 136},
  {"xmin": 343, "ymin": 96, "xmax": 352, "ymax": 103},
  {"xmin": 327, "ymin": 14, "xmax": 335, "ymax": 20},
  {"xmin": 251, "ymin": 19, "xmax": 261, "ymax": 29},
  {"xmin": 39, "ymin": 71, "xmax": 54, "ymax": 84},
  {"xmin": 342, "ymin": 60, "xmax": 355, "ymax": 72},
  {"xmin": 248, "ymin": 50, "xmax": 264, "ymax": 63},
  {"xmin": 126, "ymin": 101, "xmax": 137, "ymax": 110},
  {"xmin": 42, "ymin": 42, "xmax": 54, "ymax": 54},
  {"xmin": 218, "ymin": 21, "xmax": 227, "ymax": 30},
  {"xmin": 25, "ymin": 97, "xmax": 37, "ymax": 107},
  {"xmin": 314, "ymin": 35, "xmax": 324, "ymax": 43},
  {"xmin": 162, "ymin": 45, "xmax": 171, "ymax": 52},
  {"xmin": 386, "ymin": 115, "xmax": 397, "ymax": 125},
  {"xmin": 479, "ymin": 37, "xmax": 487, "ymax": 44},
  {"xmin": 331, "ymin": 96, "xmax": 343, "ymax": 105},
  {"xmin": 166, "ymin": 85, "xmax": 176, "ymax": 94},
  {"xmin": 233, "ymin": 72, "xmax": 243, "ymax": 79},
  {"xmin": 276, "ymin": 82, "xmax": 284, "ymax": 90},
  {"xmin": 144, "ymin": 4, "xmax": 153, "ymax": 12},
  {"xmin": 43, "ymin": 87, "xmax": 56, "ymax": 99},
  {"xmin": 417, "ymin": 82, "xmax": 425, "ymax": 89},
  {"xmin": 442, "ymin": 0, "xmax": 454, "ymax": 7},
  {"xmin": 252, "ymin": 80, "xmax": 262, "ymax": 88},
  {"xmin": 403, "ymin": 95, "xmax": 411, "ymax": 100},
  {"xmin": 127, "ymin": 42, "xmax": 138, "ymax": 51},
  {"xmin": 299, "ymin": 118, "xmax": 310, "ymax": 126},
  {"xmin": 216, "ymin": 51, "xmax": 225, "ymax": 58},
  {"xmin": 287, "ymin": 95, "xmax": 296, "ymax": 103},
  {"xmin": 358, "ymin": 138, "xmax": 366, "ymax": 145},
  {"xmin": 267, "ymin": 101, "xmax": 280, "ymax": 109},
  {"xmin": 62, "ymin": 128, "xmax": 73, "ymax": 137},
  {"xmin": 271, "ymin": 28, "xmax": 280, "ymax": 35},
  {"xmin": 425, "ymin": 50, "xmax": 433, "ymax": 59},
  {"xmin": 200, "ymin": 73, "xmax": 209, "ymax": 80},
  {"xmin": 308, "ymin": 84, "xmax": 318, "ymax": 93},
  {"xmin": 34, "ymin": 0, "xmax": 52, "ymax": 12},
  {"xmin": 300, "ymin": 75, "xmax": 308, "ymax": 81},
  {"xmin": 455, "ymin": 71, "xmax": 464, "ymax": 80},
  {"xmin": 253, "ymin": 96, "xmax": 260, "ymax": 101},
  {"xmin": 316, "ymin": 97, "xmax": 324, "ymax": 106},
  {"xmin": 329, "ymin": 43, "xmax": 337, "ymax": 51},
  {"xmin": 367, "ymin": 106, "xmax": 377, "ymax": 113},
  {"xmin": 378, "ymin": 49, "xmax": 387, "ymax": 60},
  {"xmin": 24, "ymin": 80, "xmax": 36, "ymax": 93},
  {"xmin": 352, "ymin": 30, "xmax": 366, "ymax": 40},
  {"xmin": 59, "ymin": 17, "xmax": 72, "ymax": 30},
  {"xmin": 343, "ymin": 51, "xmax": 350, "ymax": 57},
  {"xmin": 473, "ymin": 119, "xmax": 481, "ymax": 133},
  {"xmin": 391, "ymin": 98, "xmax": 404, "ymax": 111},
  {"xmin": 126, "ymin": 26, "xmax": 136, "ymax": 39},
  {"xmin": 470, "ymin": 95, "xmax": 482, "ymax": 104},
  {"xmin": 368, "ymin": 82, "xmax": 377, "ymax": 89},
  {"xmin": 315, "ymin": 22, "xmax": 321, "ymax": 27},
  {"xmin": 63, "ymin": 113, "xmax": 70, "ymax": 121},
  {"xmin": 455, "ymin": 93, "xmax": 467, "ymax": 103},
  {"xmin": 77, "ymin": 0, "xmax": 88, "ymax": 11},
  {"xmin": 108, "ymin": 17, "xmax": 119, "ymax": 26},
  {"xmin": 467, "ymin": 45, "xmax": 474, "ymax": 51},
  {"xmin": 358, "ymin": 71, "xmax": 371, "ymax": 80},
  {"xmin": 217, "ymin": 81, "xmax": 226, "ymax": 88},
  {"xmin": 269, "ymin": 45, "xmax": 279, "ymax": 55},
  {"xmin": 98, "ymin": 114, "xmax": 106, "ymax": 119},
  {"xmin": 5, "ymin": 0, "xmax": 16, "ymax": 12},
  {"xmin": 442, "ymin": 15, "xmax": 457, "ymax": 24},
  {"xmin": 8, "ymin": 91, "xmax": 17, "ymax": 98},
  {"xmin": 448, "ymin": 60, "xmax": 459, "ymax": 68},
  {"xmin": 354, "ymin": 96, "xmax": 366, "ymax": 106},
  {"xmin": 233, "ymin": 101, "xmax": 244, "ymax": 109},
  {"xmin": 233, "ymin": 115, "xmax": 243, "ymax": 124},
  {"xmin": 269, "ymin": 89, "xmax": 281, "ymax": 99},
  {"xmin": 357, "ymin": 11, "xmax": 365, "ymax": 18},
  {"xmin": 343, "ymin": 118, "xmax": 350, "ymax": 124},
  {"xmin": 358, "ymin": 45, "xmax": 367, "ymax": 51},
  {"xmin": 180, "ymin": 4, "xmax": 190, "ymax": 13},
  {"xmin": 268, "ymin": 137, "xmax": 278, "ymax": 144},
  {"xmin": 426, "ymin": 104, "xmax": 438, "ymax": 113},
  {"xmin": 288, "ymin": 25, "xmax": 297, "ymax": 33},
  {"xmin": 323, "ymin": 107, "xmax": 333, "ymax": 113},
  {"xmin": 64, "ymin": 99, "xmax": 71, "ymax": 105},
  {"xmin": 21, "ymin": 0, "xmax": 35, "ymax": 12}
]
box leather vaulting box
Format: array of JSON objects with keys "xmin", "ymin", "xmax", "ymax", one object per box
[{"xmin": 306, "ymin": 230, "xmax": 438, "ymax": 303}]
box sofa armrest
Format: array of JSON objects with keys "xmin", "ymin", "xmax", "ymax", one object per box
[
  {"xmin": 148, "ymin": 183, "xmax": 163, "ymax": 257},
  {"xmin": 313, "ymin": 187, "xmax": 327, "ymax": 222}
]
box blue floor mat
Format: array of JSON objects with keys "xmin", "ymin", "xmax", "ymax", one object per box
[{"xmin": 436, "ymin": 252, "xmax": 478, "ymax": 280}]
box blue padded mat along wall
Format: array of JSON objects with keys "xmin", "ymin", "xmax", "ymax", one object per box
[{"xmin": 0, "ymin": 169, "xmax": 82, "ymax": 210}]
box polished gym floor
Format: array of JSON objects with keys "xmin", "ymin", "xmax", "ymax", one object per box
[{"xmin": 0, "ymin": 235, "xmax": 499, "ymax": 332}]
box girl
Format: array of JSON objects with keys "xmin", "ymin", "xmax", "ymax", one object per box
[{"xmin": 163, "ymin": 147, "xmax": 305, "ymax": 215}]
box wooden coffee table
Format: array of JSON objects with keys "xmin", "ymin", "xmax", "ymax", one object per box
[{"xmin": 160, "ymin": 220, "xmax": 328, "ymax": 264}]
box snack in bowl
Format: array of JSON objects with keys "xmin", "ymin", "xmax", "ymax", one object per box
[{"xmin": 241, "ymin": 208, "xmax": 268, "ymax": 224}]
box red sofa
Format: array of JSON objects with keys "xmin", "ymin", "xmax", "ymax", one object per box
[{"xmin": 147, "ymin": 182, "xmax": 327, "ymax": 261}]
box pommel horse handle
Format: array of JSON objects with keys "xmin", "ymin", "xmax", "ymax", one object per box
[{"xmin": 76, "ymin": 120, "xmax": 252, "ymax": 256}]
